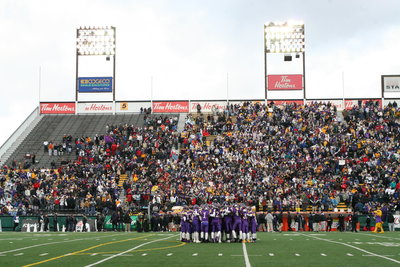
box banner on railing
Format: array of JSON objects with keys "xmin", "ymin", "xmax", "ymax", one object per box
[
  {"xmin": 267, "ymin": 100, "xmax": 304, "ymax": 106},
  {"xmin": 189, "ymin": 101, "xmax": 227, "ymax": 113},
  {"xmin": 77, "ymin": 102, "xmax": 114, "ymax": 113},
  {"xmin": 40, "ymin": 103, "xmax": 76, "ymax": 114},
  {"xmin": 152, "ymin": 101, "xmax": 189, "ymax": 113},
  {"xmin": 344, "ymin": 99, "xmax": 382, "ymax": 110}
]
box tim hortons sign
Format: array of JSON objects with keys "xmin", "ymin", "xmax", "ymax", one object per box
[
  {"xmin": 268, "ymin": 75, "xmax": 303, "ymax": 90},
  {"xmin": 152, "ymin": 101, "xmax": 189, "ymax": 113},
  {"xmin": 40, "ymin": 103, "xmax": 76, "ymax": 114}
]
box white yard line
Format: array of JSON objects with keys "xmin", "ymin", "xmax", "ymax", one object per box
[
  {"xmin": 39, "ymin": 253, "xmax": 48, "ymax": 256},
  {"xmin": 84, "ymin": 235, "xmax": 178, "ymax": 267},
  {"xmin": 356, "ymin": 233, "xmax": 400, "ymax": 241},
  {"xmin": 268, "ymin": 253, "xmax": 274, "ymax": 256},
  {"xmin": 347, "ymin": 253, "xmax": 353, "ymax": 256},
  {"xmin": 0, "ymin": 233, "xmax": 124, "ymax": 255},
  {"xmin": 363, "ymin": 254, "xmax": 394, "ymax": 257},
  {"xmin": 302, "ymin": 234, "xmax": 400, "ymax": 264},
  {"xmin": 242, "ymin": 242, "xmax": 251, "ymax": 267},
  {"xmin": 102, "ymin": 254, "xmax": 132, "ymax": 257}
]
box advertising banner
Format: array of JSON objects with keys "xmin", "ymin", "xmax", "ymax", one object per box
[
  {"xmin": 344, "ymin": 99, "xmax": 382, "ymax": 110},
  {"xmin": 78, "ymin": 77, "xmax": 113, "ymax": 93},
  {"xmin": 268, "ymin": 75, "xmax": 303, "ymax": 90},
  {"xmin": 383, "ymin": 76, "xmax": 400, "ymax": 92},
  {"xmin": 383, "ymin": 99, "xmax": 400, "ymax": 107},
  {"xmin": 394, "ymin": 215, "xmax": 400, "ymax": 229},
  {"xmin": 40, "ymin": 102, "xmax": 76, "ymax": 114},
  {"xmin": 21, "ymin": 219, "xmax": 39, "ymax": 232},
  {"xmin": 267, "ymin": 100, "xmax": 304, "ymax": 106},
  {"xmin": 75, "ymin": 218, "xmax": 97, "ymax": 232},
  {"xmin": 116, "ymin": 101, "xmax": 151, "ymax": 113},
  {"xmin": 152, "ymin": 101, "xmax": 189, "ymax": 113},
  {"xmin": 189, "ymin": 101, "xmax": 227, "ymax": 113},
  {"xmin": 305, "ymin": 100, "xmax": 344, "ymax": 110},
  {"xmin": 104, "ymin": 215, "xmax": 138, "ymax": 230},
  {"xmin": 77, "ymin": 102, "xmax": 114, "ymax": 114}
]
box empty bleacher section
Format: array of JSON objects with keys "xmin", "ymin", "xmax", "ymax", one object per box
[{"xmin": 4, "ymin": 113, "xmax": 182, "ymax": 168}]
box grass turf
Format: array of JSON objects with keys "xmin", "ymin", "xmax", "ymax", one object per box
[{"xmin": 0, "ymin": 231, "xmax": 399, "ymax": 267}]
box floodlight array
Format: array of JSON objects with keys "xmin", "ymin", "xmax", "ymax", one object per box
[
  {"xmin": 265, "ymin": 21, "xmax": 305, "ymax": 53},
  {"xmin": 76, "ymin": 26, "xmax": 116, "ymax": 56}
]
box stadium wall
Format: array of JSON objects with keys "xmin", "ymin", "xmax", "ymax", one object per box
[{"xmin": 38, "ymin": 98, "xmax": 398, "ymax": 115}]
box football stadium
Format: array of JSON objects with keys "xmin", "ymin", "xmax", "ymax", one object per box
[{"xmin": 1, "ymin": 1, "xmax": 400, "ymax": 267}]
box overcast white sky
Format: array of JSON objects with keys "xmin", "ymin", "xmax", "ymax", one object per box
[{"xmin": 1, "ymin": 0, "xmax": 400, "ymax": 146}]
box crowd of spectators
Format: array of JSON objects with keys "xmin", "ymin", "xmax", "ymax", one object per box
[
  {"xmin": 1, "ymin": 101, "xmax": 400, "ymax": 223},
  {"xmin": 0, "ymin": 115, "xmax": 179, "ymax": 218},
  {"xmin": 144, "ymin": 101, "xmax": 400, "ymax": 217}
]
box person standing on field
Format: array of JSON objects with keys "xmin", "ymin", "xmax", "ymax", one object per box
[
  {"xmin": 265, "ymin": 211, "xmax": 274, "ymax": 232},
  {"xmin": 124, "ymin": 211, "xmax": 132, "ymax": 232}
]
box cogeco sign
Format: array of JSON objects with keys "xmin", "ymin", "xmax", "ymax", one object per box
[
  {"xmin": 40, "ymin": 103, "xmax": 76, "ymax": 114},
  {"xmin": 78, "ymin": 77, "xmax": 113, "ymax": 93},
  {"xmin": 152, "ymin": 101, "xmax": 189, "ymax": 113},
  {"xmin": 268, "ymin": 75, "xmax": 303, "ymax": 90}
]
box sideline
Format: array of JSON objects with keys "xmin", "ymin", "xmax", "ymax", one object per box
[
  {"xmin": 242, "ymin": 242, "xmax": 252, "ymax": 267},
  {"xmin": 0, "ymin": 233, "xmax": 126, "ymax": 255},
  {"xmin": 301, "ymin": 234, "xmax": 400, "ymax": 264},
  {"xmin": 22, "ymin": 235, "xmax": 152, "ymax": 267},
  {"xmin": 84, "ymin": 234, "xmax": 179, "ymax": 267}
]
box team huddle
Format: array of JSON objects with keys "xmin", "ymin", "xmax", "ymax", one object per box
[{"xmin": 180, "ymin": 204, "xmax": 257, "ymax": 243}]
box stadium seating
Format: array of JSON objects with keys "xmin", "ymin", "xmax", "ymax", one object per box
[{"xmin": 0, "ymin": 102, "xmax": 399, "ymax": 221}]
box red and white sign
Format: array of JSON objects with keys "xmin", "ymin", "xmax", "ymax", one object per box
[
  {"xmin": 40, "ymin": 102, "xmax": 76, "ymax": 114},
  {"xmin": 344, "ymin": 99, "xmax": 382, "ymax": 110},
  {"xmin": 305, "ymin": 100, "xmax": 344, "ymax": 110},
  {"xmin": 152, "ymin": 101, "xmax": 189, "ymax": 113},
  {"xmin": 268, "ymin": 75, "xmax": 303, "ymax": 90},
  {"xmin": 267, "ymin": 100, "xmax": 304, "ymax": 106},
  {"xmin": 189, "ymin": 101, "xmax": 227, "ymax": 113},
  {"xmin": 77, "ymin": 102, "xmax": 114, "ymax": 113}
]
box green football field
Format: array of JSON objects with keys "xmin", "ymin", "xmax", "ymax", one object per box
[{"xmin": 0, "ymin": 231, "xmax": 399, "ymax": 267}]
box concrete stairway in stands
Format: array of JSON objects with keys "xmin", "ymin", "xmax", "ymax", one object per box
[
  {"xmin": 117, "ymin": 173, "xmax": 129, "ymax": 206},
  {"xmin": 118, "ymin": 173, "xmax": 129, "ymax": 187},
  {"xmin": 337, "ymin": 110, "xmax": 345, "ymax": 122},
  {"xmin": 177, "ymin": 113, "xmax": 187, "ymax": 132},
  {"xmin": 336, "ymin": 202, "xmax": 349, "ymax": 212}
]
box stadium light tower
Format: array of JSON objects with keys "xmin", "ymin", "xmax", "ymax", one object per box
[
  {"xmin": 264, "ymin": 21, "xmax": 305, "ymax": 100},
  {"xmin": 75, "ymin": 26, "xmax": 116, "ymax": 101}
]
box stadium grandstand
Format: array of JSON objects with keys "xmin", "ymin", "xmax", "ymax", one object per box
[{"xmin": 0, "ymin": 99, "xmax": 399, "ymax": 233}]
